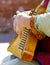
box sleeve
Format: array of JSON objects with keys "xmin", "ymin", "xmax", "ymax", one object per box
[
  {"xmin": 34, "ymin": 12, "xmax": 50, "ymax": 37},
  {"xmin": 34, "ymin": 52, "xmax": 50, "ymax": 65}
]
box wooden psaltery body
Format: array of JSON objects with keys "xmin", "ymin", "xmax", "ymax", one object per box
[{"xmin": 7, "ymin": 28, "xmax": 38, "ymax": 61}]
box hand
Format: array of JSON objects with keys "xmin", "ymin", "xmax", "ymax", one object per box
[{"xmin": 13, "ymin": 12, "xmax": 31, "ymax": 34}]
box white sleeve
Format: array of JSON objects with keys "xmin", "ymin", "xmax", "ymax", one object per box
[{"xmin": 34, "ymin": 13, "xmax": 50, "ymax": 37}]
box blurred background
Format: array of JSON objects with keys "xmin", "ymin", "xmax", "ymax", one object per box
[{"xmin": 0, "ymin": 0, "xmax": 42, "ymax": 42}]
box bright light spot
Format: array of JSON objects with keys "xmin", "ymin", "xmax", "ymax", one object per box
[
  {"xmin": 0, "ymin": 43, "xmax": 12, "ymax": 64},
  {"xmin": 1, "ymin": 0, "xmax": 6, "ymax": 4}
]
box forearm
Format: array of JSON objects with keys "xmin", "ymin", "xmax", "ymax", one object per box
[{"xmin": 31, "ymin": 13, "xmax": 50, "ymax": 38}]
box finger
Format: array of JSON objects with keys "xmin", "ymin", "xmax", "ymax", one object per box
[
  {"xmin": 16, "ymin": 26, "xmax": 20, "ymax": 34},
  {"xmin": 13, "ymin": 20, "xmax": 16, "ymax": 32}
]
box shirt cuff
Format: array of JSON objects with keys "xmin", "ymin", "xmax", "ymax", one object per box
[
  {"xmin": 30, "ymin": 15, "xmax": 45, "ymax": 40},
  {"xmin": 34, "ymin": 15, "xmax": 46, "ymax": 36}
]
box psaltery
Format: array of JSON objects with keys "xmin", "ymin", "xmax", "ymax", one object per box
[{"xmin": 7, "ymin": 28, "xmax": 38, "ymax": 61}]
